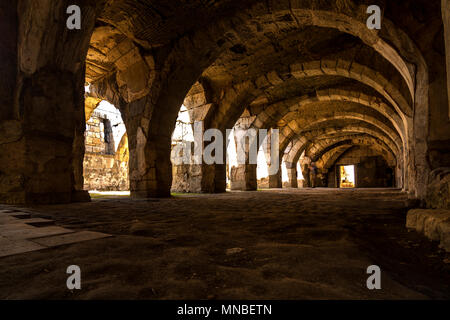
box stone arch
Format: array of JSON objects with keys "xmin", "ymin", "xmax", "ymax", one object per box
[
  {"xmin": 208, "ymin": 58, "xmax": 411, "ymax": 135},
  {"xmin": 202, "ymin": 54, "xmax": 410, "ymax": 193},
  {"xmin": 217, "ymin": 3, "xmax": 416, "ymax": 96},
  {"xmin": 282, "ymin": 133, "xmax": 398, "ymax": 189},
  {"xmin": 202, "ymin": 55, "xmax": 411, "ymax": 193},
  {"xmin": 279, "ymin": 119, "xmax": 402, "ymax": 189},
  {"xmin": 285, "ymin": 125, "xmax": 400, "ymax": 168},
  {"xmin": 251, "ymin": 89, "xmax": 405, "ymax": 143},
  {"xmin": 318, "ymin": 143, "xmax": 385, "ymax": 169},
  {"xmin": 183, "ymin": 81, "xmax": 214, "ymax": 124},
  {"xmin": 83, "ymin": 96, "xmax": 129, "ymax": 192},
  {"xmin": 254, "ymin": 98, "xmax": 405, "ymax": 173},
  {"xmin": 129, "ymin": 2, "xmax": 423, "ymax": 198},
  {"xmin": 307, "ymin": 135, "xmax": 397, "ymax": 168},
  {"xmin": 85, "ymin": 97, "xmax": 102, "ymax": 122},
  {"xmin": 319, "ymin": 144, "xmax": 395, "ymax": 169},
  {"xmin": 0, "ymin": 1, "xmax": 438, "ymax": 207},
  {"xmin": 115, "ymin": 133, "xmax": 129, "ymax": 163},
  {"xmin": 279, "ymin": 115, "xmax": 402, "ymax": 156},
  {"xmin": 319, "ymin": 145, "xmax": 353, "ymax": 171},
  {"xmin": 191, "ymin": 6, "xmax": 429, "ymax": 196},
  {"xmin": 317, "ymin": 144, "xmax": 396, "ymax": 188}
]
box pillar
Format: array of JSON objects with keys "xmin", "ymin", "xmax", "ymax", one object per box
[
  {"xmin": 196, "ymin": 125, "xmax": 228, "ymax": 193},
  {"xmin": 125, "ymin": 95, "xmax": 173, "ymax": 198},
  {"xmin": 285, "ymin": 162, "xmax": 298, "ymax": 188},
  {"xmin": 268, "ymin": 165, "xmax": 282, "ymax": 188},
  {"xmin": 230, "ymin": 164, "xmax": 257, "ymax": 190},
  {"xmin": 443, "ymin": 0, "xmax": 450, "ymax": 118},
  {"xmin": 0, "ymin": 1, "xmax": 100, "ymax": 204},
  {"xmin": 302, "ymin": 163, "xmax": 311, "ymax": 187}
]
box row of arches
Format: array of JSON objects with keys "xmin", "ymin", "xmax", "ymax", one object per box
[
  {"xmin": 0, "ymin": 0, "xmax": 448, "ymax": 206},
  {"xmin": 82, "ymin": 96, "xmax": 396, "ymax": 193}
]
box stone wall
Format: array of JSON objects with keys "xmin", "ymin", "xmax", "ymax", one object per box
[
  {"xmin": 83, "ymin": 153, "xmax": 128, "ymax": 191},
  {"xmin": 407, "ymin": 209, "xmax": 450, "ymax": 252},
  {"xmin": 171, "ymin": 164, "xmax": 202, "ymax": 193},
  {"xmin": 85, "ymin": 113, "xmax": 115, "ymax": 155},
  {"xmin": 83, "ymin": 115, "xmax": 129, "ymax": 191},
  {"xmin": 426, "ymin": 168, "xmax": 450, "ymax": 209},
  {"xmin": 229, "ymin": 164, "xmax": 257, "ymax": 191},
  {"xmin": 327, "ymin": 146, "xmax": 394, "ymax": 188}
]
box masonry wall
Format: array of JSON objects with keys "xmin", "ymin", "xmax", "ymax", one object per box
[
  {"xmin": 327, "ymin": 146, "xmax": 394, "ymax": 188},
  {"xmin": 171, "ymin": 164, "xmax": 202, "ymax": 193},
  {"xmin": 85, "ymin": 113, "xmax": 114, "ymax": 155},
  {"xmin": 83, "ymin": 153, "xmax": 129, "ymax": 191},
  {"xmin": 83, "ymin": 114, "xmax": 129, "ymax": 191}
]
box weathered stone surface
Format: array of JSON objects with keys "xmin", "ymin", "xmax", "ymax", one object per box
[
  {"xmin": 32, "ymin": 231, "xmax": 111, "ymax": 247},
  {"xmin": 4, "ymin": 188, "xmax": 449, "ymax": 299},
  {"xmin": 407, "ymin": 209, "xmax": 450, "ymax": 252},
  {"xmin": 442, "ymin": 0, "xmax": 450, "ymax": 117},
  {"xmin": 0, "ymin": 1, "xmax": 448, "ymax": 210},
  {"xmin": 0, "ymin": 206, "xmax": 111, "ymax": 257},
  {"xmin": 0, "ymin": 237, "xmax": 46, "ymax": 258},
  {"xmin": 1, "ymin": 1, "xmax": 450, "ymax": 301},
  {"xmin": 82, "ymin": 107, "xmax": 129, "ymax": 191},
  {"xmin": 426, "ymin": 168, "xmax": 450, "ymax": 209},
  {"xmin": 229, "ymin": 164, "xmax": 257, "ymax": 191},
  {"xmin": 171, "ymin": 164, "xmax": 203, "ymax": 193},
  {"xmin": 0, "ymin": 224, "xmax": 74, "ymax": 240},
  {"xmin": 0, "ymin": 1, "xmax": 105, "ymax": 205},
  {"xmin": 83, "ymin": 153, "xmax": 129, "ymax": 191}
]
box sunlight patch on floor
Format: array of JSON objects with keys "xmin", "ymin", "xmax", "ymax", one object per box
[{"xmin": 89, "ymin": 191, "xmax": 130, "ymax": 199}]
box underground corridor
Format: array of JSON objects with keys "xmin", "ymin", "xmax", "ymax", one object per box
[{"xmin": 0, "ymin": 0, "xmax": 449, "ymax": 301}]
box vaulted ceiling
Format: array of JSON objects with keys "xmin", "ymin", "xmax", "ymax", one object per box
[{"xmin": 84, "ymin": 0, "xmax": 443, "ymax": 180}]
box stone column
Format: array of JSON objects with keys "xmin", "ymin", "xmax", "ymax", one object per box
[
  {"xmin": 0, "ymin": 1, "xmax": 100, "ymax": 204},
  {"xmin": 0, "ymin": 3, "xmax": 19, "ymax": 203},
  {"xmin": 197, "ymin": 125, "xmax": 227, "ymax": 193},
  {"xmin": 268, "ymin": 167, "xmax": 282, "ymax": 188},
  {"xmin": 301, "ymin": 163, "xmax": 311, "ymax": 187},
  {"xmin": 265, "ymin": 130, "xmax": 282, "ymax": 189},
  {"xmin": 285, "ymin": 162, "xmax": 298, "ymax": 188},
  {"xmin": 125, "ymin": 96, "xmax": 173, "ymax": 198},
  {"xmin": 211, "ymin": 162, "xmax": 228, "ymax": 193},
  {"xmin": 443, "ymin": 0, "xmax": 450, "ymax": 118},
  {"xmin": 229, "ymin": 118, "xmax": 258, "ymax": 191},
  {"xmin": 131, "ymin": 134, "xmax": 173, "ymax": 198},
  {"xmin": 230, "ymin": 164, "xmax": 257, "ymax": 190}
]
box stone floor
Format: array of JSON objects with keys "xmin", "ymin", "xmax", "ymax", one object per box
[
  {"xmin": 0, "ymin": 188, "xmax": 448, "ymax": 299},
  {"xmin": 0, "ymin": 208, "xmax": 111, "ymax": 258}
]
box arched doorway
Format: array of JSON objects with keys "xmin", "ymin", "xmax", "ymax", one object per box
[{"xmin": 83, "ymin": 94, "xmax": 129, "ymax": 196}]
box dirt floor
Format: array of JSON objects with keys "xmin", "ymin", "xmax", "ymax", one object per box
[{"xmin": 0, "ymin": 188, "xmax": 449, "ymax": 300}]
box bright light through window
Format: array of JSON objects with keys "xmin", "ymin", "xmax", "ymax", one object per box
[
  {"xmin": 340, "ymin": 165, "xmax": 355, "ymax": 188},
  {"xmin": 172, "ymin": 105, "xmax": 194, "ymax": 143}
]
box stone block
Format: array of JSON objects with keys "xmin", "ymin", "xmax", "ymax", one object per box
[
  {"xmin": 336, "ymin": 59, "xmax": 351, "ymax": 77},
  {"xmin": 406, "ymin": 209, "xmax": 450, "ymax": 252},
  {"xmin": 302, "ymin": 61, "xmax": 323, "ymax": 77},
  {"xmin": 426, "ymin": 169, "xmax": 450, "ymax": 209},
  {"xmin": 0, "ymin": 236, "xmax": 46, "ymax": 258},
  {"xmin": 290, "ymin": 63, "xmax": 305, "ymax": 77},
  {"xmin": 32, "ymin": 231, "xmax": 111, "ymax": 247},
  {"xmin": 0, "ymin": 224, "xmax": 74, "ymax": 240},
  {"xmin": 321, "ymin": 59, "xmax": 337, "ymax": 75}
]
